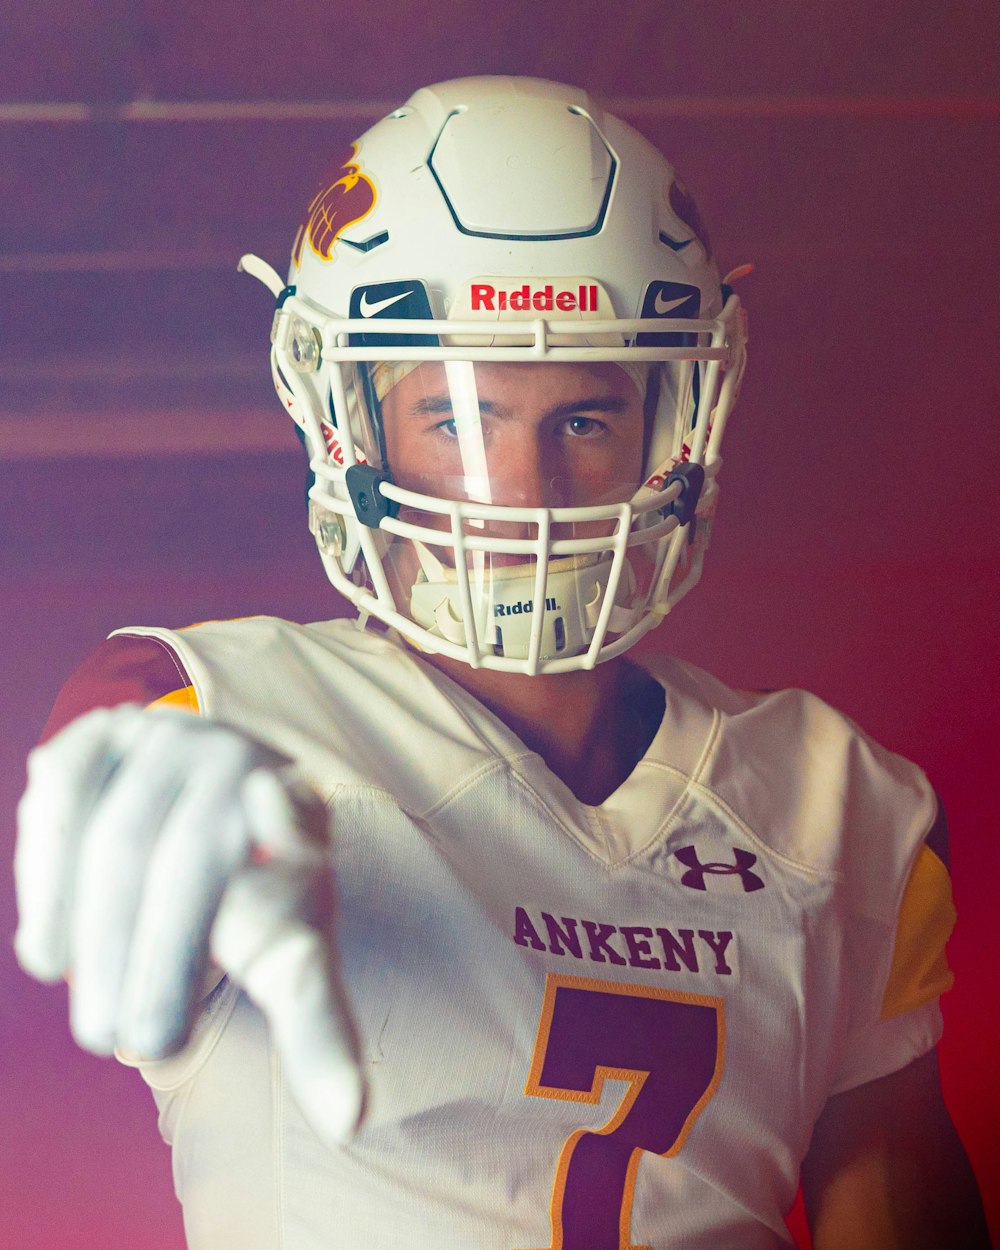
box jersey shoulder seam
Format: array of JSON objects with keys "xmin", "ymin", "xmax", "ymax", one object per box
[{"xmin": 110, "ymin": 628, "xmax": 196, "ymax": 706}]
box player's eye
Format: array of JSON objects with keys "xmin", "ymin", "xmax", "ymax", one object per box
[
  {"xmin": 562, "ymin": 415, "xmax": 605, "ymax": 438},
  {"xmin": 432, "ymin": 418, "xmax": 459, "ymax": 439}
]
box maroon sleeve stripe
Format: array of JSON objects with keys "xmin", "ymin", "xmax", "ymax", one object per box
[{"xmin": 38, "ymin": 633, "xmax": 193, "ymax": 746}]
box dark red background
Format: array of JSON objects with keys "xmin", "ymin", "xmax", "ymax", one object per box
[{"xmin": 2, "ymin": 4, "xmax": 998, "ymax": 1246}]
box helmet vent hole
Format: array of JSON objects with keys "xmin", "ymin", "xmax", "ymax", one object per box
[
  {"xmin": 554, "ymin": 617, "xmax": 567, "ymax": 652},
  {"xmin": 494, "ymin": 627, "xmax": 505, "ymax": 656},
  {"xmin": 658, "ymin": 230, "xmax": 692, "ymax": 253},
  {"xmin": 340, "ymin": 230, "xmax": 390, "ymax": 253}
]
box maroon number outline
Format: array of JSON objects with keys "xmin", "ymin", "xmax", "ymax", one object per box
[{"xmin": 516, "ymin": 973, "xmax": 726, "ymax": 1250}]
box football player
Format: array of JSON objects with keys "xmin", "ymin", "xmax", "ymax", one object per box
[{"xmin": 14, "ymin": 76, "xmax": 991, "ymax": 1249}]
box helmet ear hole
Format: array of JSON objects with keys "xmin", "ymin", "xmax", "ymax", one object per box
[
  {"xmin": 358, "ymin": 365, "xmax": 388, "ymax": 467},
  {"xmin": 292, "ymin": 423, "xmax": 316, "ymax": 505},
  {"xmin": 642, "ymin": 367, "xmax": 662, "ymax": 471},
  {"xmin": 642, "ymin": 363, "xmax": 690, "ymax": 480},
  {"xmin": 691, "ymin": 363, "xmax": 701, "ymax": 431}
]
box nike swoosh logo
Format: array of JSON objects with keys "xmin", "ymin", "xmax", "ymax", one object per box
[
  {"xmin": 653, "ymin": 293, "xmax": 694, "ymax": 315},
  {"xmin": 359, "ymin": 289, "xmax": 413, "ymax": 317}
]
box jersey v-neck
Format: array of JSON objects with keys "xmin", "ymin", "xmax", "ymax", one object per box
[{"xmin": 390, "ymin": 634, "xmax": 720, "ymax": 866}]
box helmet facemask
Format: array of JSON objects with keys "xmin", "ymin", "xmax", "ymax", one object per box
[{"xmin": 281, "ymin": 304, "xmax": 743, "ymax": 675}]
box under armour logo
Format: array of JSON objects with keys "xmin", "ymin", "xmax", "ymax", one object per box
[{"xmin": 674, "ymin": 846, "xmax": 765, "ymax": 893}]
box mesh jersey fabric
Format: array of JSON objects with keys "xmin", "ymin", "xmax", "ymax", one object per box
[{"xmin": 49, "ymin": 617, "xmax": 953, "ymax": 1249}]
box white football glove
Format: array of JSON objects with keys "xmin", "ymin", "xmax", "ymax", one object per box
[{"xmin": 14, "ymin": 703, "xmax": 366, "ymax": 1144}]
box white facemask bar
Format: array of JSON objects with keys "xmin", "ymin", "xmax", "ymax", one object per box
[{"xmin": 306, "ymin": 318, "xmax": 733, "ymax": 365}]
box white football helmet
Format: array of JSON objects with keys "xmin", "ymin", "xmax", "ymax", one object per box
[{"xmin": 241, "ymin": 75, "xmax": 747, "ymax": 675}]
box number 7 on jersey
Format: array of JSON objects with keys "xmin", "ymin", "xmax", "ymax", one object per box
[{"xmin": 517, "ymin": 974, "xmax": 726, "ymax": 1250}]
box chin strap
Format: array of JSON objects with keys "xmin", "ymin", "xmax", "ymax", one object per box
[{"xmin": 406, "ymin": 543, "xmax": 638, "ymax": 659}]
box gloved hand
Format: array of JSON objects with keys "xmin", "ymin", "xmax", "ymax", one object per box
[{"xmin": 14, "ymin": 703, "xmax": 366, "ymax": 1144}]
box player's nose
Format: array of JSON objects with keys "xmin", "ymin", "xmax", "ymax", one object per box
[{"xmin": 485, "ymin": 433, "xmax": 556, "ymax": 510}]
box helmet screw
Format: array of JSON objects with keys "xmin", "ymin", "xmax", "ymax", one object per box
[{"xmin": 288, "ymin": 318, "xmax": 322, "ymax": 372}]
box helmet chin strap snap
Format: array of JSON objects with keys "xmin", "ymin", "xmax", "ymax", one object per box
[
  {"xmin": 346, "ymin": 465, "xmax": 400, "ymax": 527},
  {"xmin": 661, "ymin": 463, "xmax": 705, "ymax": 526}
]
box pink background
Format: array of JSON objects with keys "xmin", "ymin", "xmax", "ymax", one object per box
[{"xmin": 2, "ymin": 4, "xmax": 998, "ymax": 1245}]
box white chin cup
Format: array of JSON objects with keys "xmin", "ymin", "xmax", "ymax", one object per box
[{"xmin": 408, "ymin": 547, "xmax": 637, "ymax": 662}]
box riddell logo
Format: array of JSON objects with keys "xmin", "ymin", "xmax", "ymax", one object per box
[
  {"xmin": 495, "ymin": 597, "xmax": 560, "ymax": 617},
  {"xmin": 471, "ymin": 284, "xmax": 598, "ymax": 313}
]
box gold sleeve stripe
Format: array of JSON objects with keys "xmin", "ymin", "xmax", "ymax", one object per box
[
  {"xmin": 146, "ymin": 685, "xmax": 200, "ymax": 713},
  {"xmin": 880, "ymin": 844, "xmax": 956, "ymax": 1021}
]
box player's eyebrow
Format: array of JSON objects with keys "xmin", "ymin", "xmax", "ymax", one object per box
[
  {"xmin": 545, "ymin": 395, "xmax": 631, "ymax": 420},
  {"xmin": 408, "ymin": 395, "xmax": 493, "ymax": 417},
  {"xmin": 407, "ymin": 394, "xmax": 631, "ymax": 419}
]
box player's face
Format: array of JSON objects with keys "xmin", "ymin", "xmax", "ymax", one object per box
[
  {"xmin": 379, "ymin": 361, "xmax": 647, "ymax": 515},
  {"xmin": 374, "ymin": 361, "xmax": 655, "ymax": 650}
]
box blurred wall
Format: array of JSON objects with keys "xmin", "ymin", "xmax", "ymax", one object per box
[{"xmin": 2, "ymin": 4, "xmax": 998, "ymax": 1246}]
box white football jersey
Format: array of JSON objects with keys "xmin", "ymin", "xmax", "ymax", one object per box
[{"xmin": 110, "ymin": 617, "xmax": 953, "ymax": 1250}]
